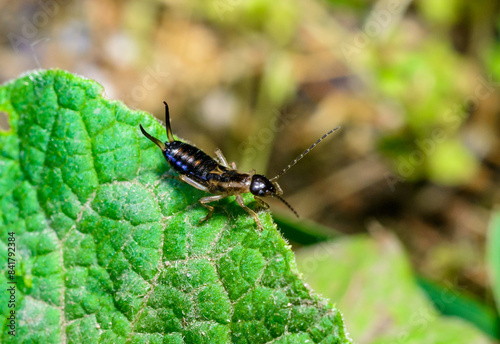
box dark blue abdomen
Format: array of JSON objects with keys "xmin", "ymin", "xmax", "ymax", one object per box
[{"xmin": 164, "ymin": 141, "xmax": 224, "ymax": 182}]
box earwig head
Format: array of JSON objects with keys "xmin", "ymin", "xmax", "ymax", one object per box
[
  {"xmin": 250, "ymin": 174, "xmax": 299, "ymax": 218},
  {"xmin": 250, "ymin": 174, "xmax": 277, "ymax": 197}
]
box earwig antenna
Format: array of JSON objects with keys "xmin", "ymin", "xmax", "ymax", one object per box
[
  {"xmin": 163, "ymin": 101, "xmax": 175, "ymax": 143},
  {"xmin": 271, "ymin": 126, "xmax": 341, "ymax": 181},
  {"xmin": 140, "ymin": 124, "xmax": 166, "ymax": 151},
  {"xmin": 273, "ymin": 194, "xmax": 299, "ymax": 218}
]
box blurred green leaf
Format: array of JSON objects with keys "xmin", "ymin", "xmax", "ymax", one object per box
[
  {"xmin": 426, "ymin": 138, "xmax": 479, "ymax": 185},
  {"xmin": 369, "ymin": 31, "xmax": 479, "ymax": 185},
  {"xmin": 199, "ymin": 0, "xmax": 298, "ymax": 43},
  {"xmin": 417, "ymin": 0, "xmax": 463, "ymax": 26},
  {"xmin": 488, "ymin": 210, "xmax": 500, "ymax": 317},
  {"xmin": 296, "ymin": 233, "xmax": 492, "ymax": 343},
  {"xmin": 273, "ymin": 213, "xmax": 339, "ymax": 246},
  {"xmin": 417, "ymin": 277, "xmax": 499, "ymax": 339}
]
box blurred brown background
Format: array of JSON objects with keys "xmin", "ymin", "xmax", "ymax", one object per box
[{"xmin": 2, "ymin": 0, "xmax": 500, "ymax": 326}]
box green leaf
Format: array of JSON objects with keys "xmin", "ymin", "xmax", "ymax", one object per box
[
  {"xmin": 296, "ymin": 234, "xmax": 492, "ymax": 343},
  {"xmin": 417, "ymin": 277, "xmax": 499, "ymax": 339},
  {"xmin": 0, "ymin": 69, "xmax": 351, "ymax": 343},
  {"xmin": 488, "ymin": 210, "xmax": 500, "ymax": 316}
]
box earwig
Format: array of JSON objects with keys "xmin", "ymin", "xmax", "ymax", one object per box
[{"xmin": 140, "ymin": 101, "xmax": 340, "ymax": 230}]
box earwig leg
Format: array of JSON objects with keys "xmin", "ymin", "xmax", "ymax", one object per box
[
  {"xmin": 215, "ymin": 148, "xmax": 229, "ymax": 168},
  {"xmin": 231, "ymin": 162, "xmax": 237, "ymax": 169},
  {"xmin": 254, "ymin": 197, "xmax": 270, "ymax": 210},
  {"xmin": 236, "ymin": 194, "xmax": 263, "ymax": 231},
  {"xmin": 199, "ymin": 195, "xmax": 226, "ymax": 223},
  {"xmin": 180, "ymin": 175, "xmax": 209, "ymax": 192},
  {"xmin": 179, "ymin": 175, "xmax": 227, "ymax": 223}
]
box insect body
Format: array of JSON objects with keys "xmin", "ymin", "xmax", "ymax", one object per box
[{"xmin": 140, "ymin": 101, "xmax": 339, "ymax": 230}]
